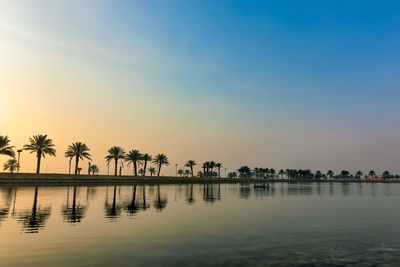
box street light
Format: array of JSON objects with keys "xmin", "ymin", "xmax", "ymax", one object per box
[
  {"xmin": 175, "ymin": 164, "xmax": 178, "ymax": 177},
  {"xmin": 224, "ymin": 168, "xmax": 227, "ymax": 178},
  {"xmin": 17, "ymin": 149, "xmax": 22, "ymax": 173}
]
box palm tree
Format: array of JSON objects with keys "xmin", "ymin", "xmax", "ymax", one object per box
[
  {"xmin": 185, "ymin": 160, "xmax": 197, "ymax": 177},
  {"xmin": 152, "ymin": 154, "xmax": 169, "ymax": 176},
  {"xmin": 105, "ymin": 146, "xmax": 126, "ymax": 176},
  {"xmin": 90, "ymin": 165, "xmax": 99, "ymax": 175},
  {"xmin": 327, "ymin": 170, "xmax": 334, "ymax": 179},
  {"xmin": 23, "ymin": 135, "xmax": 56, "ymax": 174},
  {"xmin": 3, "ymin": 159, "xmax": 19, "ymax": 173},
  {"xmin": 382, "ymin": 171, "xmax": 390, "ymax": 180},
  {"xmin": 184, "ymin": 169, "xmax": 190, "ymax": 177},
  {"xmin": 142, "ymin": 154, "xmax": 152, "ymax": 176},
  {"xmin": 149, "ymin": 167, "xmax": 156, "ymax": 176},
  {"xmin": 125, "ymin": 150, "xmax": 142, "ymax": 176},
  {"xmin": 65, "ymin": 142, "xmax": 92, "ymax": 175},
  {"xmin": 278, "ymin": 169, "xmax": 285, "ymax": 179},
  {"xmin": 209, "ymin": 161, "xmax": 216, "ymax": 176},
  {"xmin": 215, "ymin": 163, "xmax": 223, "ymax": 178},
  {"xmin": 64, "ymin": 150, "xmax": 74, "ymax": 175},
  {"xmin": 0, "ymin": 135, "xmax": 15, "ymax": 157},
  {"xmin": 178, "ymin": 169, "xmax": 184, "ymax": 177},
  {"xmin": 369, "ymin": 170, "xmax": 376, "ymax": 179},
  {"xmin": 356, "ymin": 171, "xmax": 363, "ymax": 179},
  {"xmin": 138, "ymin": 168, "xmax": 144, "ymax": 176}
]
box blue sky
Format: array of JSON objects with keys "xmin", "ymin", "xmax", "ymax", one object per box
[{"xmin": 1, "ymin": 1, "xmax": 400, "ymax": 174}]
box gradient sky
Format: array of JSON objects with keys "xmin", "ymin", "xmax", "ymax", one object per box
[{"xmin": 1, "ymin": 1, "xmax": 400, "ymax": 175}]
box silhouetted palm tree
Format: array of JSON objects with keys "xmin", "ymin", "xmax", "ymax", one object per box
[
  {"xmin": 152, "ymin": 154, "xmax": 169, "ymax": 176},
  {"xmin": 278, "ymin": 169, "xmax": 285, "ymax": 179},
  {"xmin": 125, "ymin": 150, "xmax": 142, "ymax": 176},
  {"xmin": 3, "ymin": 159, "xmax": 19, "ymax": 173},
  {"xmin": 149, "ymin": 167, "xmax": 156, "ymax": 176},
  {"xmin": 138, "ymin": 168, "xmax": 144, "ymax": 175},
  {"xmin": 369, "ymin": 170, "xmax": 376, "ymax": 179},
  {"xmin": 215, "ymin": 163, "xmax": 223, "ymax": 178},
  {"xmin": 90, "ymin": 165, "xmax": 99, "ymax": 175},
  {"xmin": 65, "ymin": 142, "xmax": 92, "ymax": 175},
  {"xmin": 184, "ymin": 169, "xmax": 190, "ymax": 177},
  {"xmin": 327, "ymin": 170, "xmax": 334, "ymax": 179},
  {"xmin": 185, "ymin": 160, "xmax": 196, "ymax": 177},
  {"xmin": 142, "ymin": 154, "xmax": 152, "ymax": 176},
  {"xmin": 238, "ymin": 166, "xmax": 251, "ymax": 178},
  {"xmin": 209, "ymin": 161, "xmax": 216, "ymax": 176},
  {"xmin": 105, "ymin": 147, "xmax": 126, "ymax": 176},
  {"xmin": 178, "ymin": 169, "xmax": 184, "ymax": 177},
  {"xmin": 23, "ymin": 135, "xmax": 56, "ymax": 174},
  {"xmin": 382, "ymin": 171, "xmax": 390, "ymax": 180},
  {"xmin": 356, "ymin": 171, "xmax": 363, "ymax": 179},
  {"xmin": 0, "ymin": 135, "xmax": 15, "ymax": 157}
]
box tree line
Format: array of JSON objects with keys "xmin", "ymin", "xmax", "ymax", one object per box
[
  {"xmin": 0, "ymin": 134, "xmax": 221, "ymax": 177},
  {"xmin": 229, "ymin": 166, "xmax": 399, "ymax": 181}
]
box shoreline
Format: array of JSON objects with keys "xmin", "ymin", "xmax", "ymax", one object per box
[{"xmin": 0, "ymin": 173, "xmax": 399, "ymax": 186}]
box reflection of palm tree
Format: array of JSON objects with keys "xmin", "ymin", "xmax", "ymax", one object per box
[
  {"xmin": 17, "ymin": 187, "xmax": 51, "ymax": 233},
  {"xmin": 61, "ymin": 186, "xmax": 87, "ymax": 223},
  {"xmin": 0, "ymin": 188, "xmax": 14, "ymax": 226},
  {"xmin": 185, "ymin": 184, "xmax": 195, "ymax": 204},
  {"xmin": 23, "ymin": 135, "xmax": 56, "ymax": 174},
  {"xmin": 203, "ymin": 184, "xmax": 220, "ymax": 203},
  {"xmin": 124, "ymin": 186, "xmax": 140, "ymax": 217},
  {"xmin": 141, "ymin": 186, "xmax": 150, "ymax": 210},
  {"xmin": 105, "ymin": 186, "xmax": 121, "ymax": 220},
  {"xmin": 153, "ymin": 185, "xmax": 167, "ymax": 211}
]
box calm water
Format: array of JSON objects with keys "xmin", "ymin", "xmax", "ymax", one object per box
[{"xmin": 1, "ymin": 182, "xmax": 400, "ymax": 266}]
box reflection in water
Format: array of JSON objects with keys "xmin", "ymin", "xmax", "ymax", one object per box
[
  {"xmin": 16, "ymin": 187, "xmax": 51, "ymax": 233},
  {"xmin": 105, "ymin": 186, "xmax": 122, "ymax": 221},
  {"xmin": 185, "ymin": 184, "xmax": 195, "ymax": 204},
  {"xmin": 0, "ymin": 182, "xmax": 399, "ymax": 234},
  {"xmin": 0, "ymin": 188, "xmax": 13, "ymax": 226},
  {"xmin": 124, "ymin": 185, "xmax": 140, "ymax": 217},
  {"xmin": 153, "ymin": 184, "xmax": 168, "ymax": 211},
  {"xmin": 61, "ymin": 186, "xmax": 87, "ymax": 223}
]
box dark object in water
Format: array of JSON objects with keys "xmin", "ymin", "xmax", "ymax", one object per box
[{"xmin": 253, "ymin": 182, "xmax": 270, "ymax": 189}]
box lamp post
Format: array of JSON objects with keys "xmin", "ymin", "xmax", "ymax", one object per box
[
  {"xmin": 17, "ymin": 149, "xmax": 22, "ymax": 173},
  {"xmin": 175, "ymin": 164, "xmax": 178, "ymax": 177},
  {"xmin": 224, "ymin": 168, "xmax": 227, "ymax": 178}
]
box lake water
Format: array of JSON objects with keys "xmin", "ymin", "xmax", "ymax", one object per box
[{"xmin": 1, "ymin": 182, "xmax": 400, "ymax": 266}]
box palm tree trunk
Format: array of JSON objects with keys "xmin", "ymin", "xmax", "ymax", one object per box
[
  {"xmin": 75, "ymin": 156, "xmax": 80, "ymax": 175},
  {"xmin": 191, "ymin": 166, "xmax": 194, "ymax": 177},
  {"xmin": 68, "ymin": 157, "xmax": 72, "ymax": 175},
  {"xmin": 36, "ymin": 152, "xmax": 42, "ymax": 174},
  {"xmin": 157, "ymin": 164, "xmax": 161, "ymax": 176},
  {"xmin": 134, "ymin": 161, "xmax": 137, "ymax": 176},
  {"xmin": 143, "ymin": 160, "xmax": 147, "ymax": 176},
  {"xmin": 114, "ymin": 158, "xmax": 118, "ymax": 176}
]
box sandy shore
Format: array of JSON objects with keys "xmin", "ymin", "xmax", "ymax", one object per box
[{"xmin": 0, "ymin": 173, "xmax": 399, "ymax": 186}]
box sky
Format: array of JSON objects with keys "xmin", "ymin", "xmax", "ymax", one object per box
[{"xmin": 1, "ymin": 0, "xmax": 400, "ymax": 176}]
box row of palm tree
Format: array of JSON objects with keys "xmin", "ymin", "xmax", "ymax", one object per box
[
  {"xmin": 200, "ymin": 161, "xmax": 223, "ymax": 177},
  {"xmin": 0, "ymin": 134, "xmax": 174, "ymax": 176},
  {"xmin": 229, "ymin": 166, "xmax": 398, "ymax": 180}
]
